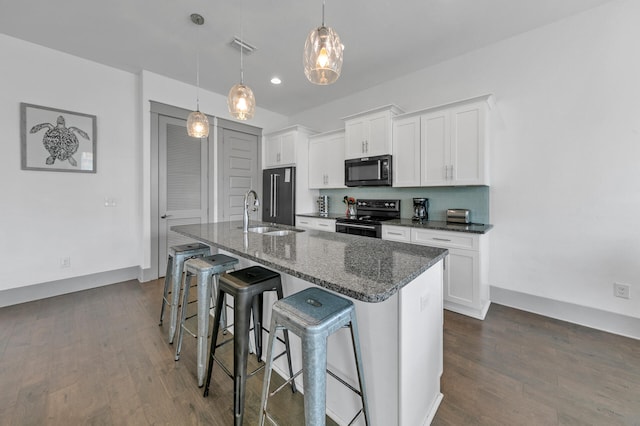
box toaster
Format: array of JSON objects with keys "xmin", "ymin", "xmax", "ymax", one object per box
[{"xmin": 446, "ymin": 209, "xmax": 471, "ymax": 224}]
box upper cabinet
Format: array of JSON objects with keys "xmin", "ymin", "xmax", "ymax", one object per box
[
  {"xmin": 264, "ymin": 125, "xmax": 316, "ymax": 168},
  {"xmin": 343, "ymin": 105, "xmax": 403, "ymax": 159},
  {"xmin": 393, "ymin": 95, "xmax": 493, "ymax": 187},
  {"xmin": 308, "ymin": 129, "xmax": 346, "ymax": 189}
]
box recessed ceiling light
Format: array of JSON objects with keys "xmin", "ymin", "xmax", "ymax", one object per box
[{"xmin": 270, "ymin": 77, "xmax": 282, "ymax": 85}]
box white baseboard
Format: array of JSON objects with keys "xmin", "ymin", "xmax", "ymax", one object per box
[
  {"xmin": 490, "ymin": 286, "xmax": 640, "ymax": 340},
  {"xmin": 0, "ymin": 267, "xmax": 140, "ymax": 308}
]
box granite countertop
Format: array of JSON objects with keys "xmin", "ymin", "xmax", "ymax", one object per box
[
  {"xmin": 385, "ymin": 218, "xmax": 493, "ymax": 234},
  {"xmin": 297, "ymin": 213, "xmax": 493, "ymax": 234},
  {"xmin": 172, "ymin": 221, "xmax": 447, "ymax": 303}
]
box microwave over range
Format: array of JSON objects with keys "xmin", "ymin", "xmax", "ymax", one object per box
[{"xmin": 344, "ymin": 154, "xmax": 392, "ymax": 187}]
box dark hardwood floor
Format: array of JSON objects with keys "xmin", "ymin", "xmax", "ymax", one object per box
[{"xmin": 0, "ymin": 278, "xmax": 638, "ymax": 425}]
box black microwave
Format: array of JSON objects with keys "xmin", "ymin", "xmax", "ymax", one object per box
[{"xmin": 344, "ymin": 154, "xmax": 392, "ymax": 187}]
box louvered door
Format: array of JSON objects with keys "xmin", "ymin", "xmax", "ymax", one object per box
[{"xmin": 158, "ymin": 115, "xmax": 208, "ymax": 269}]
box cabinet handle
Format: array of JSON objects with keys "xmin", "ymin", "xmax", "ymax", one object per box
[
  {"xmin": 362, "ymin": 141, "xmax": 365, "ymax": 153},
  {"xmin": 449, "ymin": 165, "xmax": 453, "ymax": 180},
  {"xmin": 318, "ymin": 223, "xmax": 329, "ymax": 227},
  {"xmin": 365, "ymin": 140, "xmax": 369, "ymax": 152},
  {"xmin": 388, "ymin": 231, "xmax": 403, "ymax": 236},
  {"xmin": 433, "ymin": 237, "xmax": 452, "ymax": 242}
]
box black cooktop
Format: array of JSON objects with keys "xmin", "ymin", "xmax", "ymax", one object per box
[{"xmin": 336, "ymin": 199, "xmax": 401, "ymax": 225}]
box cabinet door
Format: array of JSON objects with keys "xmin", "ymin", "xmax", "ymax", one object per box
[
  {"xmin": 344, "ymin": 119, "xmax": 367, "ymax": 159},
  {"xmin": 279, "ymin": 132, "xmax": 297, "ymax": 165},
  {"xmin": 309, "ymin": 133, "xmax": 345, "ymax": 189},
  {"xmin": 366, "ymin": 111, "xmax": 392, "ymax": 156},
  {"xmin": 421, "ymin": 111, "xmax": 450, "ymax": 186},
  {"xmin": 295, "ymin": 216, "xmax": 315, "ymax": 230},
  {"xmin": 324, "ymin": 134, "xmax": 345, "ymax": 187},
  {"xmin": 308, "ymin": 139, "xmax": 325, "ymax": 188},
  {"xmin": 264, "ymin": 135, "xmax": 281, "ymax": 167},
  {"xmin": 444, "ymin": 248, "xmax": 479, "ymax": 309},
  {"xmin": 315, "ymin": 218, "xmax": 336, "ymax": 232},
  {"xmin": 382, "ymin": 225, "xmax": 411, "ymax": 242},
  {"xmin": 392, "ymin": 116, "xmax": 421, "ymax": 187},
  {"xmin": 450, "ymin": 103, "xmax": 485, "ymax": 185}
]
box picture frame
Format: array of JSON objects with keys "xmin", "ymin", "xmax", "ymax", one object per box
[{"xmin": 21, "ymin": 103, "xmax": 97, "ymax": 173}]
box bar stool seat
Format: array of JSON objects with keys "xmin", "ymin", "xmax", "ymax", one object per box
[
  {"xmin": 203, "ymin": 265, "xmax": 296, "ymax": 426},
  {"xmin": 159, "ymin": 243, "xmax": 211, "ymax": 344},
  {"xmin": 174, "ymin": 253, "xmax": 239, "ymax": 387},
  {"xmin": 260, "ymin": 287, "xmax": 370, "ymax": 426}
]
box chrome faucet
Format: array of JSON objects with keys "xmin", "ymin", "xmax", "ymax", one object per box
[{"xmin": 243, "ymin": 189, "xmax": 259, "ymax": 233}]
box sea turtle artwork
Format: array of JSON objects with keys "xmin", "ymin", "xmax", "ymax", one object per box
[{"xmin": 30, "ymin": 115, "xmax": 90, "ymax": 166}]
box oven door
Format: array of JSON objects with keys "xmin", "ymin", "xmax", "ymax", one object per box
[{"xmin": 335, "ymin": 222, "xmax": 381, "ymax": 238}]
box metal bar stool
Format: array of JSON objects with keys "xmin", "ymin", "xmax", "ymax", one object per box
[
  {"xmin": 203, "ymin": 265, "xmax": 296, "ymax": 426},
  {"xmin": 260, "ymin": 287, "xmax": 370, "ymax": 426},
  {"xmin": 159, "ymin": 243, "xmax": 211, "ymax": 344},
  {"xmin": 174, "ymin": 254, "xmax": 239, "ymax": 387}
]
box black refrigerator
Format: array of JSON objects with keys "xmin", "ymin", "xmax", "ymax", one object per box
[{"xmin": 262, "ymin": 167, "xmax": 296, "ymax": 226}]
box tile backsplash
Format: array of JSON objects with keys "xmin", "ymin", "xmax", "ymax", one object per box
[{"xmin": 319, "ymin": 186, "xmax": 490, "ymax": 224}]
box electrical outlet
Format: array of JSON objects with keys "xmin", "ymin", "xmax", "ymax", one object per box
[
  {"xmin": 613, "ymin": 283, "xmax": 630, "ymax": 299},
  {"xmin": 60, "ymin": 257, "xmax": 71, "ymax": 268}
]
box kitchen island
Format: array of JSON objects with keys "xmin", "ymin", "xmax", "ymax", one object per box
[{"xmin": 172, "ymin": 221, "xmax": 448, "ymax": 426}]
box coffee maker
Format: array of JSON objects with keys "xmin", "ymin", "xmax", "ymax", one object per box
[{"xmin": 412, "ymin": 198, "xmax": 429, "ymax": 222}]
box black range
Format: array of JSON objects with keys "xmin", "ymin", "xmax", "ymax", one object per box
[{"xmin": 335, "ymin": 199, "xmax": 401, "ymax": 238}]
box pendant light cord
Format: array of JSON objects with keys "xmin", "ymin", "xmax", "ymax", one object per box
[
  {"xmin": 322, "ymin": 0, "xmax": 325, "ymax": 26},
  {"xmin": 196, "ymin": 23, "xmax": 201, "ymax": 110},
  {"xmin": 240, "ymin": 0, "xmax": 244, "ymax": 85}
]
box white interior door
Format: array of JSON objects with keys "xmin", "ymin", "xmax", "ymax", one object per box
[
  {"xmin": 219, "ymin": 128, "xmax": 259, "ymax": 222},
  {"xmin": 158, "ymin": 115, "xmax": 208, "ymax": 271}
]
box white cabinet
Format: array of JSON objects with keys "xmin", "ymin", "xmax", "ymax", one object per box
[
  {"xmin": 383, "ymin": 224, "xmax": 490, "ymax": 319},
  {"xmin": 264, "ymin": 126, "xmax": 316, "ymax": 168},
  {"xmin": 392, "ymin": 115, "xmax": 422, "ymax": 187},
  {"xmin": 412, "ymin": 228, "xmax": 489, "ymax": 319},
  {"xmin": 308, "ymin": 130, "xmax": 345, "ymax": 189},
  {"xmin": 381, "ymin": 225, "xmax": 411, "ymax": 242},
  {"xmin": 392, "ymin": 95, "xmax": 493, "ymax": 187},
  {"xmin": 343, "ymin": 105, "xmax": 403, "ymax": 159},
  {"xmin": 295, "ymin": 216, "xmax": 335, "ymax": 232}
]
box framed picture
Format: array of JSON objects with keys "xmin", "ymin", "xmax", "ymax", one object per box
[{"xmin": 21, "ymin": 103, "xmax": 97, "ymax": 173}]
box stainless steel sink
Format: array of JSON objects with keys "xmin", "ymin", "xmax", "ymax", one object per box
[
  {"xmin": 247, "ymin": 226, "xmax": 280, "ymax": 234},
  {"xmin": 242, "ymin": 225, "xmax": 304, "ymax": 236},
  {"xmin": 264, "ymin": 229, "xmax": 303, "ymax": 236}
]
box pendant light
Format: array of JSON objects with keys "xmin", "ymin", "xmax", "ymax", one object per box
[
  {"xmin": 303, "ymin": 0, "xmax": 343, "ymax": 85},
  {"xmin": 228, "ymin": 0, "xmax": 255, "ymax": 120},
  {"xmin": 187, "ymin": 13, "xmax": 209, "ymax": 138}
]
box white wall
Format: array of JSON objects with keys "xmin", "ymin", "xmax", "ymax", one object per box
[
  {"xmin": 289, "ymin": 0, "xmax": 640, "ymax": 321},
  {"xmin": 0, "ymin": 32, "xmax": 289, "ymax": 299},
  {"xmin": 0, "ymin": 34, "xmax": 141, "ymax": 293}
]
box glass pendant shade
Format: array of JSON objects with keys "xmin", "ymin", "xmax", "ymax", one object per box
[
  {"xmin": 187, "ymin": 110, "xmax": 209, "ymax": 138},
  {"xmin": 227, "ymin": 83, "xmax": 255, "ymax": 121},
  {"xmin": 304, "ymin": 25, "xmax": 343, "ymax": 85}
]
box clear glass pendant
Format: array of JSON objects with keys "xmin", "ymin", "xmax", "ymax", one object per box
[
  {"xmin": 187, "ymin": 110, "xmax": 209, "ymax": 138},
  {"xmin": 304, "ymin": 25, "xmax": 343, "ymax": 85},
  {"xmin": 227, "ymin": 83, "xmax": 255, "ymax": 121}
]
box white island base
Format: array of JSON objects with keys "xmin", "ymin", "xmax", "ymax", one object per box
[{"xmin": 223, "ymin": 251, "xmax": 444, "ymax": 426}]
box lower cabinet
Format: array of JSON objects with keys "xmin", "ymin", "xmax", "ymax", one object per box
[
  {"xmin": 382, "ymin": 225, "xmax": 490, "ymax": 319},
  {"xmin": 295, "ymin": 216, "xmax": 336, "ymax": 232}
]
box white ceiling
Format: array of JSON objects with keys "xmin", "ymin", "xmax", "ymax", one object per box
[{"xmin": 0, "ymin": 0, "xmax": 614, "ymax": 116}]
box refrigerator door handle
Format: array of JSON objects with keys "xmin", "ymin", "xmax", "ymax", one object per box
[
  {"xmin": 273, "ymin": 175, "xmax": 279, "ymax": 217},
  {"xmin": 269, "ymin": 175, "xmax": 274, "ymax": 217}
]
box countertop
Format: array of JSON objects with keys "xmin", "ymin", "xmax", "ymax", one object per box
[
  {"xmin": 296, "ymin": 213, "xmax": 493, "ymax": 234},
  {"xmin": 171, "ymin": 221, "xmax": 448, "ymax": 303}
]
